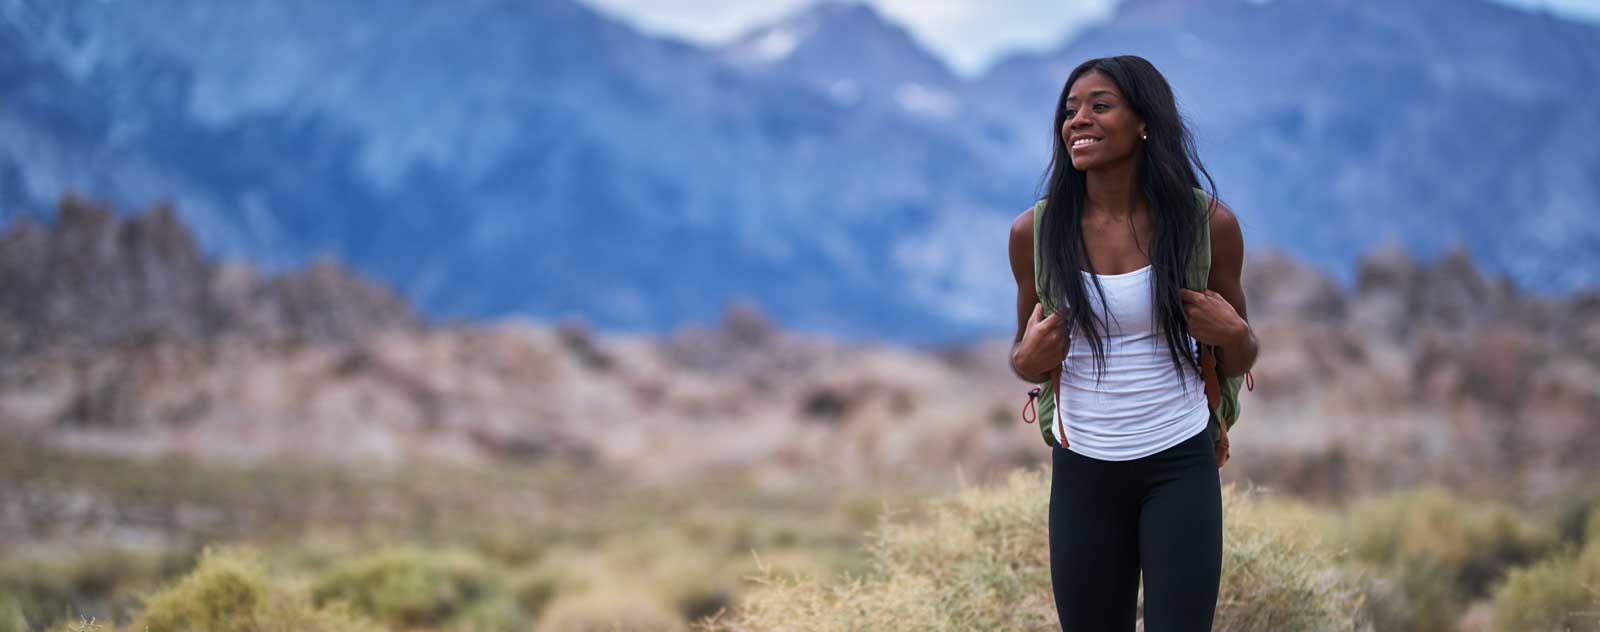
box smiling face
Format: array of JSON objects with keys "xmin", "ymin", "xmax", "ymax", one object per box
[{"xmin": 1061, "ymin": 70, "xmax": 1145, "ymax": 172}]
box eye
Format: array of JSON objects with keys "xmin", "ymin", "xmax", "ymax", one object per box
[{"xmin": 1063, "ymin": 103, "xmax": 1111, "ymax": 118}]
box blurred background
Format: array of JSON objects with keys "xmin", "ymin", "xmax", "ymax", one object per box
[{"xmin": 3, "ymin": 0, "xmax": 1600, "ymax": 630}]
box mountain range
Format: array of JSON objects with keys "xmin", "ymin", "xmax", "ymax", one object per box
[{"xmin": 1, "ymin": 0, "xmax": 1597, "ymax": 343}]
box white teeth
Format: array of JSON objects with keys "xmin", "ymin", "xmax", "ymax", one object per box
[{"xmin": 1072, "ymin": 138, "xmax": 1100, "ymax": 147}]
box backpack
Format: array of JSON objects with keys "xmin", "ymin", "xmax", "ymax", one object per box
[{"xmin": 1020, "ymin": 187, "xmax": 1252, "ymax": 464}]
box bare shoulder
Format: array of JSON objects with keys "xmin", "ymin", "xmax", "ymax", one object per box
[
  {"xmin": 1011, "ymin": 204, "xmax": 1035, "ymax": 237},
  {"xmin": 1008, "ymin": 205, "xmax": 1037, "ymax": 284},
  {"xmin": 1207, "ymin": 195, "xmax": 1243, "ymax": 252},
  {"xmin": 1204, "ymin": 194, "xmax": 1248, "ymax": 318},
  {"xmin": 1207, "ymin": 195, "xmax": 1238, "ymax": 233},
  {"xmin": 1009, "ymin": 205, "xmax": 1038, "ymax": 256}
]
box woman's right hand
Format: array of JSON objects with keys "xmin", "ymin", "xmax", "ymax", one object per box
[{"xmin": 1013, "ymin": 302, "xmax": 1070, "ymax": 380}]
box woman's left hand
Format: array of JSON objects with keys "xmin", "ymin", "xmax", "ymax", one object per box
[{"xmin": 1179, "ymin": 288, "xmax": 1247, "ymax": 346}]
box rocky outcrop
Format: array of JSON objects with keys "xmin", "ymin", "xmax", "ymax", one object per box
[
  {"xmin": 0, "ymin": 195, "xmax": 422, "ymax": 359},
  {"xmin": 1227, "ymin": 244, "xmax": 1600, "ymax": 501},
  {"xmin": 1242, "ymin": 249, "xmax": 1347, "ymax": 324}
]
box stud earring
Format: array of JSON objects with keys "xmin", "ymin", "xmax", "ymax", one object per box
[{"xmin": 1141, "ymin": 131, "xmax": 1148, "ymax": 140}]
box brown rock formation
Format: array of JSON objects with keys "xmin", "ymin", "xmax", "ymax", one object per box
[{"xmin": 0, "ymin": 195, "xmax": 422, "ymax": 359}]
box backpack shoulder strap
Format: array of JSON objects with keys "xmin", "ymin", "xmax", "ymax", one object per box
[
  {"xmin": 1188, "ymin": 188, "xmax": 1225, "ymax": 422},
  {"xmin": 1030, "ymin": 198, "xmax": 1057, "ymax": 315},
  {"xmin": 1027, "ymin": 197, "xmax": 1064, "ymax": 448},
  {"xmin": 1187, "ymin": 187, "xmax": 1213, "ymax": 291}
]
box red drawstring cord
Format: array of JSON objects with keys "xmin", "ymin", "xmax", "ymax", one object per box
[
  {"xmin": 1245, "ymin": 370, "xmax": 1254, "ymax": 392},
  {"xmin": 1023, "ymin": 387, "xmax": 1041, "ymax": 424}
]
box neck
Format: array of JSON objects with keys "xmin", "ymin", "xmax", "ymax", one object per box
[{"xmin": 1083, "ymin": 157, "xmax": 1141, "ymax": 221}]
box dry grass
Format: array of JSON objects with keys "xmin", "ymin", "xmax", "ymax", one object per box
[
  {"xmin": 0, "ymin": 437, "xmax": 888, "ymax": 631},
  {"xmin": 15, "ymin": 439, "xmax": 1600, "ymax": 631},
  {"xmin": 695, "ymin": 467, "xmax": 1367, "ymax": 631}
]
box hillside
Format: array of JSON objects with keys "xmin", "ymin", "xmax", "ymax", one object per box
[{"xmin": 3, "ymin": 197, "xmax": 1597, "ymax": 506}]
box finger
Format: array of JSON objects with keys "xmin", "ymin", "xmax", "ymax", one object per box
[
  {"xmin": 1029, "ymin": 302, "xmax": 1043, "ymax": 324},
  {"xmin": 1179, "ymin": 289, "xmax": 1202, "ymax": 304}
]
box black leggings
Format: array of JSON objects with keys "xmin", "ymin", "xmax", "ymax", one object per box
[{"xmin": 1048, "ymin": 425, "xmax": 1222, "ymax": 631}]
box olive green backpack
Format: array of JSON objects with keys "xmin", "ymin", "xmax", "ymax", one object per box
[{"xmin": 1022, "ymin": 187, "xmax": 1250, "ymax": 461}]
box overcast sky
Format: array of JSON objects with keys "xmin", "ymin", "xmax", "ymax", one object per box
[{"xmin": 577, "ymin": 0, "xmax": 1600, "ymax": 77}]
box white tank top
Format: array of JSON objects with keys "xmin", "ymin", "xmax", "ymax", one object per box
[{"xmin": 1053, "ymin": 263, "xmax": 1210, "ymax": 461}]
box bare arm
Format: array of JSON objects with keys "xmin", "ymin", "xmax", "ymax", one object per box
[
  {"xmin": 1205, "ymin": 198, "xmax": 1258, "ymax": 377},
  {"xmin": 1008, "ymin": 207, "xmax": 1067, "ymax": 382}
]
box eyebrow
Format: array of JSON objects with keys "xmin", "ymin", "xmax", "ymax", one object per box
[{"xmin": 1065, "ymin": 90, "xmax": 1116, "ymax": 102}]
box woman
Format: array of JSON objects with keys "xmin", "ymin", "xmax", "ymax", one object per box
[{"xmin": 1006, "ymin": 55, "xmax": 1259, "ymax": 631}]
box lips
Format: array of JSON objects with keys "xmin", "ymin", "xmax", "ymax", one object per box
[{"xmin": 1070, "ymin": 137, "xmax": 1102, "ymax": 152}]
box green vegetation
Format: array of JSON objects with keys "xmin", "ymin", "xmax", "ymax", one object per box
[
  {"xmin": 0, "ymin": 438, "xmax": 889, "ymax": 631},
  {"xmin": 310, "ymin": 547, "xmax": 523, "ymax": 630},
  {"xmin": 1488, "ymin": 502, "xmax": 1600, "ymax": 631},
  {"xmin": 1334, "ymin": 485, "xmax": 1562, "ymax": 631},
  {"xmin": 129, "ymin": 546, "xmax": 381, "ymax": 632},
  {"xmin": 0, "ymin": 547, "xmax": 190, "ymax": 631},
  {"xmin": 1490, "ymin": 544, "xmax": 1600, "ymax": 631}
]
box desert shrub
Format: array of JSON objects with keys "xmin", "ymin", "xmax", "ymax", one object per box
[
  {"xmin": 696, "ymin": 467, "xmax": 1365, "ymax": 631},
  {"xmin": 507, "ymin": 535, "xmax": 739, "ymax": 627},
  {"xmin": 506, "ymin": 562, "xmax": 570, "ymax": 621},
  {"xmin": 0, "ymin": 594, "xmax": 24, "ymax": 632},
  {"xmin": 129, "ymin": 545, "xmax": 381, "ymax": 632},
  {"xmin": 536, "ymin": 590, "xmax": 687, "ymax": 632},
  {"xmin": 1352, "ymin": 556, "xmax": 1459, "ymax": 632},
  {"xmin": 40, "ymin": 617, "xmax": 108, "ymax": 632},
  {"xmin": 1491, "ymin": 542, "xmax": 1600, "ymax": 632},
  {"xmin": 1341, "ymin": 486, "xmax": 1557, "ymax": 587},
  {"xmin": 310, "ymin": 545, "xmax": 523, "ymax": 631},
  {"xmin": 1540, "ymin": 493, "xmax": 1600, "ymax": 549},
  {"xmin": 1588, "ymin": 502, "xmax": 1600, "ymax": 546},
  {"xmin": 645, "ymin": 546, "xmax": 735, "ymax": 623},
  {"xmin": 1218, "ymin": 490, "xmax": 1368, "ymax": 630},
  {"xmin": 0, "ymin": 547, "xmax": 184, "ymax": 631},
  {"xmin": 1228, "ymin": 491, "xmax": 1339, "ymax": 548},
  {"xmin": 1334, "ymin": 485, "xmax": 1563, "ymax": 631}
]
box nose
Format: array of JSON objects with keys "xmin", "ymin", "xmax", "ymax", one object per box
[{"xmin": 1065, "ymin": 106, "xmax": 1091, "ymax": 131}]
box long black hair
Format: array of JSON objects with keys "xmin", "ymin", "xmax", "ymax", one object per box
[{"xmin": 1036, "ymin": 55, "xmax": 1218, "ymax": 385}]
